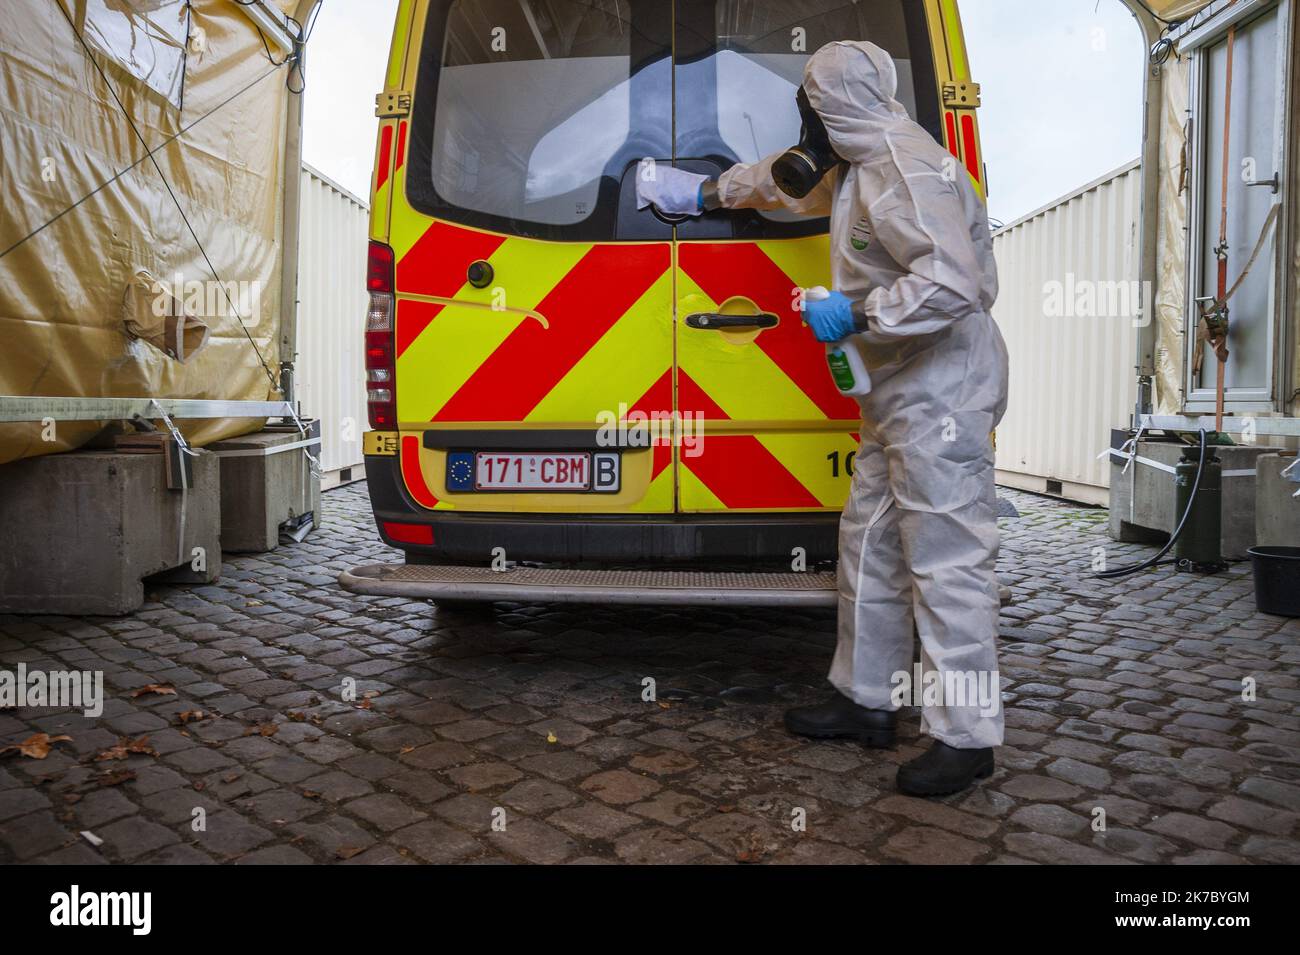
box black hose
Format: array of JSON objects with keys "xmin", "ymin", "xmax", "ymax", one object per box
[{"xmin": 1096, "ymin": 429, "xmax": 1207, "ymax": 579}]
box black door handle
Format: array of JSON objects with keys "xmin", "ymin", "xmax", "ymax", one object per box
[{"xmin": 685, "ymin": 312, "xmax": 779, "ymax": 330}]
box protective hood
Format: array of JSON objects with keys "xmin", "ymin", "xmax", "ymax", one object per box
[{"xmin": 801, "ymin": 40, "xmax": 912, "ymax": 164}]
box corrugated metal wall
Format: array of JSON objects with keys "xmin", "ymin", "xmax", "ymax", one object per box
[
  {"xmin": 991, "ymin": 160, "xmax": 1143, "ymax": 506},
  {"xmin": 295, "ymin": 164, "xmax": 369, "ymax": 488}
]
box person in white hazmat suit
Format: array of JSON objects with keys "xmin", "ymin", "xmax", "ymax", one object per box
[{"xmin": 641, "ymin": 40, "xmax": 1008, "ymax": 796}]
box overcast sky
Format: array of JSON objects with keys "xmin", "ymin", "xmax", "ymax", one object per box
[{"xmin": 302, "ymin": 0, "xmax": 1147, "ymax": 224}]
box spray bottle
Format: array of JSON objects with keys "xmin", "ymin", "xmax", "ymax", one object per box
[{"xmin": 807, "ymin": 286, "xmax": 872, "ymax": 397}]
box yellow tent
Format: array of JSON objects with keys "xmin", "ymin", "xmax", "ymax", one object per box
[
  {"xmin": 0, "ymin": 0, "xmax": 314, "ymax": 464},
  {"xmin": 1146, "ymin": 0, "xmax": 1216, "ymax": 19}
]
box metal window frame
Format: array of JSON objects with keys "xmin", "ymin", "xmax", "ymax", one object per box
[{"xmin": 1181, "ymin": 0, "xmax": 1291, "ymax": 415}]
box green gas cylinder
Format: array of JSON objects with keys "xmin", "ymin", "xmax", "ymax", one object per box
[{"xmin": 1173, "ymin": 445, "xmax": 1222, "ymax": 569}]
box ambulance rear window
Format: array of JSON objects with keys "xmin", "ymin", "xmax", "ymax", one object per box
[{"xmin": 407, "ymin": 1, "xmax": 942, "ymax": 241}]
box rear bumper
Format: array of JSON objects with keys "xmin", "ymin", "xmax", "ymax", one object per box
[{"xmin": 365, "ymin": 453, "xmax": 839, "ymax": 563}]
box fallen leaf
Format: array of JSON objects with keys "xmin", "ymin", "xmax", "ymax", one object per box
[
  {"xmin": 658, "ymin": 702, "xmax": 672, "ymax": 710},
  {"xmin": 178, "ymin": 710, "xmax": 206, "ymax": 724},
  {"xmin": 362, "ymin": 690, "xmax": 380, "ymax": 700},
  {"xmin": 336, "ymin": 846, "xmax": 365, "ymax": 860},
  {"xmin": 132, "ymin": 684, "xmax": 176, "ymax": 699},
  {"xmin": 222, "ymin": 772, "xmax": 243, "ymax": 784},
  {"xmin": 356, "ymin": 699, "xmax": 372, "ymax": 710},
  {"xmin": 735, "ymin": 831, "xmax": 767, "ymax": 864},
  {"xmin": 0, "ymin": 733, "xmax": 72, "ymax": 760},
  {"xmin": 94, "ymin": 769, "xmax": 136, "ymax": 787},
  {"xmin": 399, "ymin": 746, "xmax": 415, "ymax": 755},
  {"xmin": 301, "ymin": 790, "xmax": 321, "ymax": 800},
  {"xmin": 94, "ymin": 735, "xmax": 158, "ymax": 761},
  {"xmin": 259, "ymin": 723, "xmax": 278, "ymax": 737},
  {"xmin": 287, "ymin": 712, "xmax": 307, "ymax": 723},
  {"xmin": 718, "ymin": 804, "xmax": 736, "ymax": 814}
]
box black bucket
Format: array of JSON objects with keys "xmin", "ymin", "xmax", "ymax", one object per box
[{"xmin": 1248, "ymin": 546, "xmax": 1300, "ymax": 617}]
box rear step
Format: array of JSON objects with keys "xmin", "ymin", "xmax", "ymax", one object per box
[
  {"xmin": 340, "ymin": 564, "xmax": 1015, "ymax": 609},
  {"xmin": 340, "ymin": 564, "xmax": 837, "ymax": 607}
]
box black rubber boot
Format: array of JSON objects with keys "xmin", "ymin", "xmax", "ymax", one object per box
[
  {"xmin": 896, "ymin": 740, "xmax": 994, "ymax": 797},
  {"xmin": 784, "ymin": 692, "xmax": 897, "ymax": 747}
]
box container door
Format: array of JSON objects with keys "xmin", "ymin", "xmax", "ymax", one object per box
[
  {"xmin": 390, "ymin": 0, "xmax": 677, "ymax": 514},
  {"xmin": 1187, "ymin": 5, "xmax": 1286, "ymax": 411},
  {"xmin": 670, "ymin": 0, "xmax": 949, "ymax": 512}
]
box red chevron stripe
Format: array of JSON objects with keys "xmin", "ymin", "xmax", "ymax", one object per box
[
  {"xmin": 945, "ymin": 111, "xmax": 960, "ymax": 159},
  {"xmin": 376, "ymin": 124, "xmax": 392, "ymax": 191},
  {"xmin": 678, "ymin": 244, "xmax": 860, "ymax": 420},
  {"xmin": 960, "ymin": 114, "xmax": 980, "ymax": 183},
  {"xmin": 677, "ymin": 372, "xmax": 820, "ymax": 509},
  {"xmin": 397, "ymin": 221, "xmax": 508, "ymax": 300},
  {"xmin": 395, "ymin": 298, "xmax": 443, "ymax": 358},
  {"xmin": 401, "ymin": 435, "xmax": 438, "ymax": 509},
  {"xmin": 434, "ymin": 243, "xmax": 668, "ymax": 422},
  {"xmin": 630, "ymin": 368, "xmax": 674, "ymax": 481},
  {"xmin": 630, "ymin": 367, "xmax": 673, "ymax": 418}
]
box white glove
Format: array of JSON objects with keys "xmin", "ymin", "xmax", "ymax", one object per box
[{"xmin": 636, "ymin": 163, "xmax": 707, "ymax": 215}]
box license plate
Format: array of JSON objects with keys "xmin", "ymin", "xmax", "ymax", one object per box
[{"xmin": 446, "ymin": 451, "xmax": 620, "ymax": 493}]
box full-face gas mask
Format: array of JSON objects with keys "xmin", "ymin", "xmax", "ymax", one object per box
[{"xmin": 771, "ymin": 87, "xmax": 843, "ymax": 199}]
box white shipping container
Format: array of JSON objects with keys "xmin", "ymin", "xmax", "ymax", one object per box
[
  {"xmin": 991, "ymin": 160, "xmax": 1142, "ymax": 506},
  {"xmin": 295, "ymin": 164, "xmax": 370, "ymax": 489}
]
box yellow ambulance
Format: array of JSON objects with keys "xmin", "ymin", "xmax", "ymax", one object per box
[{"xmin": 345, "ymin": 0, "xmax": 985, "ymax": 604}]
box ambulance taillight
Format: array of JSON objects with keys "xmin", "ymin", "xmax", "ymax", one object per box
[{"xmin": 365, "ymin": 241, "xmax": 396, "ymax": 429}]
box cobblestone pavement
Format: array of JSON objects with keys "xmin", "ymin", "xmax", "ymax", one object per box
[{"xmin": 1, "ymin": 482, "xmax": 1298, "ymax": 865}]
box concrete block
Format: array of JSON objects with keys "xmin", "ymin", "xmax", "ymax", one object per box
[
  {"xmin": 1108, "ymin": 438, "xmax": 1283, "ymax": 559},
  {"xmin": 211, "ymin": 425, "xmax": 321, "ymax": 553},
  {"xmin": 1255, "ymin": 453, "xmax": 1300, "ymax": 547},
  {"xmin": 0, "ymin": 450, "xmax": 221, "ymax": 615}
]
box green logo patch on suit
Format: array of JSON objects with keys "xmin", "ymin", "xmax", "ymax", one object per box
[{"xmin": 850, "ymin": 216, "xmax": 872, "ymax": 252}]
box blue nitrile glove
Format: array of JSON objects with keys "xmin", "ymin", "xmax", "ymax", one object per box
[{"xmin": 802, "ymin": 290, "xmax": 856, "ymax": 343}]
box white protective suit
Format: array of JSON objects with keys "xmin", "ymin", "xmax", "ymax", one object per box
[{"xmin": 717, "ymin": 41, "xmax": 1009, "ymax": 749}]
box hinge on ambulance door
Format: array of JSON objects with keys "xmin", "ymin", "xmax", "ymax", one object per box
[
  {"xmin": 375, "ymin": 90, "xmax": 412, "ymax": 118},
  {"xmin": 942, "ymin": 81, "xmax": 981, "ymax": 109}
]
